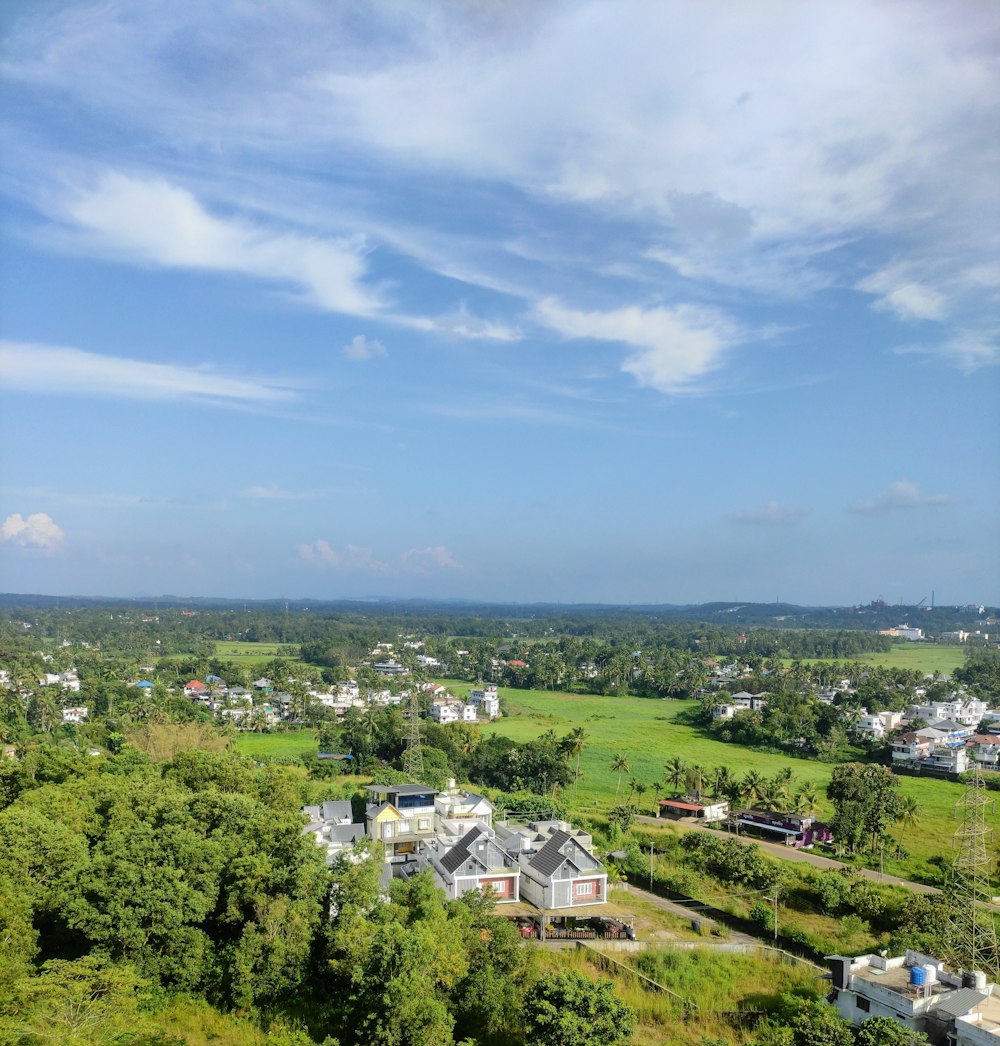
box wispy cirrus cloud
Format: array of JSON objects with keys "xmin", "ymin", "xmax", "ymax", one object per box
[
  {"xmin": 0, "ymin": 341, "xmax": 299, "ymax": 406},
  {"xmin": 849, "ymin": 480, "xmax": 952, "ymax": 514},
  {"xmin": 57, "ymin": 172, "xmax": 385, "ymax": 316},
  {"xmin": 535, "ymin": 298, "xmax": 738, "ymax": 394},
  {"xmin": 298, "ymin": 540, "xmax": 461, "ymax": 574},
  {"xmin": 243, "ymin": 486, "xmax": 322, "ymax": 501},
  {"xmin": 1, "ymin": 512, "xmax": 65, "ymax": 553},
  {"xmin": 728, "ymin": 502, "xmax": 811, "ymax": 526}
]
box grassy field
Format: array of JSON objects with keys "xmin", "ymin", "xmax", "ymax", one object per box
[
  {"xmin": 544, "ymin": 942, "xmax": 820, "ymax": 1045},
  {"xmin": 789, "ymin": 642, "xmax": 966, "ymax": 676},
  {"xmin": 460, "ymin": 683, "xmax": 988, "ymax": 884},
  {"xmin": 234, "ymin": 730, "xmax": 318, "ymax": 759},
  {"xmin": 213, "ymin": 640, "xmax": 292, "ymax": 663}
]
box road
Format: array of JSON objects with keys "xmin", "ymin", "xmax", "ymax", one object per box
[{"xmin": 635, "ymin": 814, "xmax": 941, "ymax": 895}]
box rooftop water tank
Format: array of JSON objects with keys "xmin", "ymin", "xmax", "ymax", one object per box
[
  {"xmin": 910, "ymin": 966, "xmax": 927, "ymax": 986},
  {"xmin": 923, "ymin": 964, "xmax": 938, "ymax": 984}
]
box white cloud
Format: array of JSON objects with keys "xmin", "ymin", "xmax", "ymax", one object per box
[
  {"xmin": 298, "ymin": 540, "xmax": 460, "ymax": 574},
  {"xmin": 243, "ymin": 486, "xmax": 319, "ymax": 501},
  {"xmin": 858, "ymin": 266, "xmax": 947, "ymax": 321},
  {"xmin": 728, "ymin": 502, "xmax": 810, "ymax": 526},
  {"xmin": 0, "ymin": 341, "xmax": 299, "ymax": 405},
  {"xmin": 341, "ymin": 335, "xmax": 387, "ymax": 361},
  {"xmin": 850, "ymin": 481, "xmax": 953, "ymax": 514},
  {"xmin": 400, "ymin": 546, "xmax": 462, "ymax": 572},
  {"xmin": 1, "ymin": 512, "xmax": 65, "ymax": 552},
  {"xmin": 59, "ymin": 172, "xmax": 384, "ymax": 316},
  {"xmin": 535, "ymin": 298, "xmax": 737, "ymax": 394}
]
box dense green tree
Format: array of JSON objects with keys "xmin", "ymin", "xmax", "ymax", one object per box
[
  {"xmin": 856, "ymin": 1015, "xmax": 929, "ymax": 1045},
  {"xmin": 827, "ymin": 763, "xmax": 903, "ymax": 854},
  {"xmin": 523, "ymin": 970, "xmax": 636, "ymax": 1046}
]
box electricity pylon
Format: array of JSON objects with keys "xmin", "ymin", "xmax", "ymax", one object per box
[
  {"xmin": 401, "ymin": 690, "xmax": 424, "ymax": 780},
  {"xmin": 944, "ymin": 769, "xmax": 1000, "ymax": 979}
]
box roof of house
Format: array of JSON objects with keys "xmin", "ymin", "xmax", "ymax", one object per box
[
  {"xmin": 322, "ymin": 800, "xmax": 354, "ymax": 821},
  {"xmin": 440, "ymin": 823, "xmax": 489, "ymax": 874},
  {"xmin": 932, "ymin": 988, "xmax": 988, "ymax": 1019},
  {"xmin": 971, "ymin": 735, "xmax": 1000, "ymax": 745},
  {"xmin": 528, "ymin": 829, "xmax": 574, "ymax": 878},
  {"xmin": 658, "ymin": 799, "xmax": 705, "ymax": 812},
  {"xmin": 365, "ymin": 783, "xmax": 438, "ymax": 797}
]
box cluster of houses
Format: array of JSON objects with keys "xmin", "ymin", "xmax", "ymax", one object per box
[
  {"xmin": 711, "ymin": 668, "xmax": 1000, "ymax": 779},
  {"xmin": 656, "ymin": 797, "xmax": 834, "ymax": 848},
  {"xmin": 302, "ymin": 780, "xmax": 608, "ymax": 923},
  {"xmin": 165, "ymin": 676, "xmax": 502, "ymax": 730}
]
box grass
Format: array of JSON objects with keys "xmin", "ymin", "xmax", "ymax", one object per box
[
  {"xmin": 234, "ymin": 729, "xmax": 318, "ymax": 759},
  {"xmin": 213, "ymin": 640, "xmax": 293, "ymax": 664},
  {"xmin": 542, "ymin": 943, "xmax": 820, "ymax": 1045},
  {"xmin": 455, "ymin": 682, "xmax": 993, "ymax": 884},
  {"xmin": 788, "ymin": 642, "xmax": 966, "ymax": 676}
]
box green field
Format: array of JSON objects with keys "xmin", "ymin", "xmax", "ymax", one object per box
[
  {"xmin": 234, "ymin": 730, "xmax": 318, "ymax": 759},
  {"xmin": 213, "ymin": 641, "xmax": 291, "ymax": 663},
  {"xmin": 466, "ymin": 684, "xmax": 988, "ymax": 884},
  {"xmin": 790, "ymin": 642, "xmax": 966, "ymax": 676}
]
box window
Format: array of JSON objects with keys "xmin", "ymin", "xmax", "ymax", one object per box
[
  {"xmin": 855, "ymin": 996, "xmax": 870, "ymax": 1012},
  {"xmin": 418, "ymin": 818, "xmax": 430, "ymax": 831}
]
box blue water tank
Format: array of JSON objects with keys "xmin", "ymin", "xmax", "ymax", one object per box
[{"xmin": 910, "ymin": 966, "xmax": 927, "ymax": 986}]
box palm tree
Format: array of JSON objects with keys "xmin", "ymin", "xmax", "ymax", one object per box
[
  {"xmin": 896, "ymin": 793, "xmax": 919, "ymax": 843},
  {"xmin": 709, "ymin": 765, "xmax": 735, "ymax": 799},
  {"xmin": 564, "ymin": 727, "xmax": 588, "ymax": 801},
  {"xmin": 664, "ymin": 756, "xmax": 689, "ymax": 796},
  {"xmin": 740, "ymin": 769, "xmax": 765, "ymax": 808},
  {"xmin": 685, "ymin": 764, "xmax": 706, "ymax": 801},
  {"xmin": 794, "ymin": 782, "xmax": 821, "ymax": 817},
  {"xmin": 611, "ymin": 753, "xmax": 630, "ymax": 799}
]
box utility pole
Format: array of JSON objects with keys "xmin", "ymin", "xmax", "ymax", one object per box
[
  {"xmin": 649, "ymin": 843, "xmax": 654, "ymax": 890},
  {"xmin": 772, "ymin": 888, "xmax": 778, "ymax": 946}
]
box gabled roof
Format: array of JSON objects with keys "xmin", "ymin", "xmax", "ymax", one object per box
[
  {"xmin": 440, "ymin": 823, "xmax": 488, "ymax": 874},
  {"xmin": 529, "ymin": 829, "xmax": 574, "ymax": 878}
]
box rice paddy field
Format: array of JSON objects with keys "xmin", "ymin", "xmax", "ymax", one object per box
[
  {"xmin": 464, "ymin": 683, "xmax": 990, "ymax": 885},
  {"xmin": 790, "ymin": 641, "xmax": 967, "ymax": 676},
  {"xmin": 212, "ymin": 640, "xmax": 291, "ymax": 662}
]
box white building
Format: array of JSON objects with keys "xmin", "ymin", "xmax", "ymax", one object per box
[
  {"xmin": 829, "ymin": 950, "xmax": 1000, "ymax": 1045},
  {"xmin": 430, "ymin": 702, "xmax": 460, "ymax": 724}
]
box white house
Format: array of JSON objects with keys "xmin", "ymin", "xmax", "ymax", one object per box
[
  {"xmin": 61, "ymin": 706, "xmax": 89, "ymax": 723},
  {"xmin": 461, "ymin": 703, "xmax": 478, "ymax": 722},
  {"xmin": 430, "ymin": 702, "xmax": 460, "ymax": 724},
  {"xmin": 829, "ymin": 950, "xmax": 1000, "ymax": 1044},
  {"xmin": 494, "ymin": 820, "xmax": 607, "ymax": 909}
]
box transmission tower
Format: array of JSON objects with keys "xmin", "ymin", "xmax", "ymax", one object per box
[
  {"xmin": 401, "ymin": 690, "xmax": 424, "ymax": 780},
  {"xmin": 944, "ymin": 769, "xmax": 1000, "ymax": 978}
]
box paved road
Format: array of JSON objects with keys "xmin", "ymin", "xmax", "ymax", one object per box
[{"xmin": 635, "ymin": 814, "xmax": 941, "ymax": 896}]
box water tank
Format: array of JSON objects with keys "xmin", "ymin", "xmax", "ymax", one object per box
[
  {"xmin": 963, "ymin": 972, "xmax": 976, "ymax": 988},
  {"xmin": 923, "ymin": 964, "xmax": 937, "ymax": 984},
  {"xmin": 910, "ymin": 966, "xmax": 927, "ymax": 986},
  {"xmin": 974, "ymin": 970, "xmax": 988, "ymax": 991},
  {"xmin": 830, "ymin": 957, "xmax": 852, "ymax": 990}
]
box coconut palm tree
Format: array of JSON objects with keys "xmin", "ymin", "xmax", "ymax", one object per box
[
  {"xmin": 564, "ymin": 727, "xmax": 588, "ymax": 801},
  {"xmin": 896, "ymin": 793, "xmax": 920, "ymax": 843},
  {"xmin": 611, "ymin": 753, "xmax": 630, "ymax": 799},
  {"xmin": 709, "ymin": 765, "xmax": 735, "ymax": 800},
  {"xmin": 794, "ymin": 782, "xmax": 821, "ymax": 817},
  {"xmin": 740, "ymin": 769, "xmax": 765, "ymax": 808},
  {"xmin": 685, "ymin": 764, "xmax": 706, "ymax": 801},
  {"xmin": 664, "ymin": 756, "xmax": 689, "ymax": 796}
]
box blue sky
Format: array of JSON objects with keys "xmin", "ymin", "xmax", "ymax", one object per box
[{"xmin": 1, "ymin": 1, "xmax": 997, "ymax": 605}]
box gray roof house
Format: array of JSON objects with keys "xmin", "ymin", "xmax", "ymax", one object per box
[
  {"xmin": 494, "ymin": 820, "xmax": 607, "ymax": 909},
  {"xmin": 301, "ymin": 801, "xmax": 365, "ymax": 864},
  {"xmin": 419, "ymin": 823, "xmax": 520, "ymax": 902}
]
